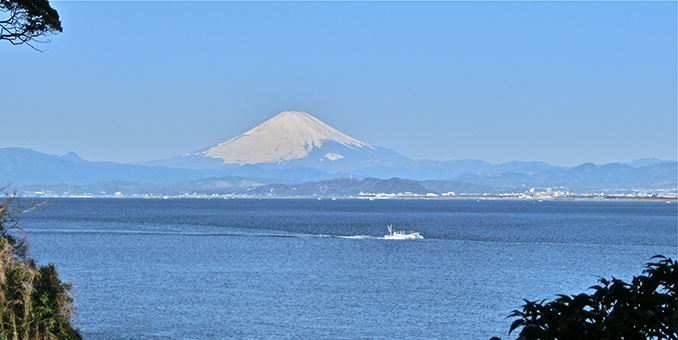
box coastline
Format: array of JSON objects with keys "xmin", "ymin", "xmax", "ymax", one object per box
[{"xmin": 19, "ymin": 194, "xmax": 677, "ymax": 202}]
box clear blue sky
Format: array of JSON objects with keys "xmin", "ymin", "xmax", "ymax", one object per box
[{"xmin": 2, "ymin": 1, "xmax": 676, "ymax": 166}]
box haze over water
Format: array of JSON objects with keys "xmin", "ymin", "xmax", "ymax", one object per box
[{"xmin": 19, "ymin": 198, "xmax": 676, "ymax": 339}]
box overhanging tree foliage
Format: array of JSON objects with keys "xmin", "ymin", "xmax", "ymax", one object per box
[
  {"xmin": 0, "ymin": 0, "xmax": 61, "ymax": 49},
  {"xmin": 508, "ymin": 256, "xmax": 677, "ymax": 340}
]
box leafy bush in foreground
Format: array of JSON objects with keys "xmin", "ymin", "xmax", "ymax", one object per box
[{"xmin": 508, "ymin": 256, "xmax": 677, "ymax": 340}]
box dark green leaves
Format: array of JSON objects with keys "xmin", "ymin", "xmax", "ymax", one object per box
[{"xmin": 508, "ymin": 256, "xmax": 677, "ymax": 340}]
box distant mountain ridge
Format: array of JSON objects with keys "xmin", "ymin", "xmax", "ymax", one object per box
[
  {"xmin": 1, "ymin": 110, "xmax": 675, "ymax": 193},
  {"xmin": 2, "ymin": 147, "xmax": 675, "ymax": 194},
  {"xmin": 0, "ymin": 147, "xmax": 209, "ymax": 186},
  {"xmin": 136, "ymin": 110, "xmax": 676, "ymax": 191},
  {"xmin": 347, "ymin": 159, "xmax": 563, "ymax": 181},
  {"xmin": 454, "ymin": 161, "xmax": 678, "ymax": 191},
  {"xmin": 623, "ymin": 158, "xmax": 670, "ymax": 168}
]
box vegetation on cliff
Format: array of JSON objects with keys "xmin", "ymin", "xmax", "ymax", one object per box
[{"xmin": 0, "ymin": 189, "xmax": 80, "ymax": 340}]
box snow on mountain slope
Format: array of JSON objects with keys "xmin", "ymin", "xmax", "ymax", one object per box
[{"xmin": 201, "ymin": 111, "xmax": 375, "ymax": 165}]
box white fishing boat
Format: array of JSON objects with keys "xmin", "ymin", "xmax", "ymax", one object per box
[{"xmin": 384, "ymin": 225, "xmax": 423, "ymax": 240}]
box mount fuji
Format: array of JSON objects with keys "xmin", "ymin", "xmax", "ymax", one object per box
[
  {"xmin": 2, "ymin": 110, "xmax": 675, "ymax": 191},
  {"xmin": 145, "ymin": 111, "xmax": 409, "ymax": 174}
]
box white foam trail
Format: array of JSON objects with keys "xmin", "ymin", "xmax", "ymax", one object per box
[{"xmin": 26, "ymin": 229, "xmax": 384, "ymax": 239}]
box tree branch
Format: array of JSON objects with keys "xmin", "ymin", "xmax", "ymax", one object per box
[{"xmin": 0, "ymin": 0, "xmax": 60, "ymax": 49}]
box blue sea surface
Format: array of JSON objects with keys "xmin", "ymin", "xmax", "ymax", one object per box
[{"xmin": 20, "ymin": 198, "xmax": 677, "ymax": 339}]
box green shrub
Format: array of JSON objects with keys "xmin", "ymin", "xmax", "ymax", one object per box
[
  {"xmin": 508, "ymin": 256, "xmax": 677, "ymax": 340},
  {"xmin": 0, "ymin": 190, "xmax": 81, "ymax": 340}
]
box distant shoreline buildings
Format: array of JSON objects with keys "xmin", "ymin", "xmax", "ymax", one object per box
[{"xmin": 20, "ymin": 186, "xmax": 678, "ymax": 201}]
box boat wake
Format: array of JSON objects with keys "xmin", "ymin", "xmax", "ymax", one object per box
[{"xmin": 26, "ymin": 229, "xmax": 385, "ymax": 240}]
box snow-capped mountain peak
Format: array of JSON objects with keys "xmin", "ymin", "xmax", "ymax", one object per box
[{"xmin": 203, "ymin": 111, "xmax": 375, "ymax": 165}]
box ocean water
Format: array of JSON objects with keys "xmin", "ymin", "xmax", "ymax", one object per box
[{"xmin": 19, "ymin": 198, "xmax": 677, "ymax": 340}]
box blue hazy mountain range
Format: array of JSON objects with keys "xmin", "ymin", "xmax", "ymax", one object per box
[
  {"xmin": 0, "ymin": 147, "xmax": 209, "ymax": 186},
  {"xmin": 1, "ymin": 147, "xmax": 675, "ymax": 193},
  {"xmin": 2, "ymin": 111, "xmax": 675, "ymax": 193}
]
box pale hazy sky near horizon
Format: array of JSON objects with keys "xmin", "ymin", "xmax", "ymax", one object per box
[{"xmin": 2, "ymin": 1, "xmax": 676, "ymax": 166}]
